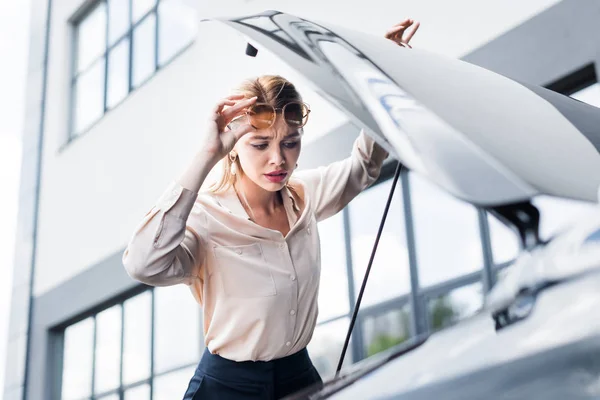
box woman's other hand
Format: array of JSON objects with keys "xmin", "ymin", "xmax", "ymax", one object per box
[{"xmin": 384, "ymin": 18, "xmax": 420, "ymax": 48}]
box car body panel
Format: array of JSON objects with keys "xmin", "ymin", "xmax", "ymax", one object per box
[{"xmin": 207, "ymin": 10, "xmax": 600, "ymax": 206}]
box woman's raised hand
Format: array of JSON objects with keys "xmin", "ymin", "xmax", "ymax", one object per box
[
  {"xmin": 385, "ymin": 19, "xmax": 420, "ymax": 48},
  {"xmin": 202, "ymin": 95, "xmax": 257, "ymax": 161}
]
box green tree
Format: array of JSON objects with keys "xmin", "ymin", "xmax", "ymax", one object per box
[
  {"xmin": 367, "ymin": 333, "xmax": 408, "ymax": 357},
  {"xmin": 430, "ymin": 296, "xmax": 458, "ymax": 331}
]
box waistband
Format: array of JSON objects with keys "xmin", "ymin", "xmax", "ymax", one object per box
[{"xmin": 198, "ymin": 347, "xmax": 313, "ymax": 384}]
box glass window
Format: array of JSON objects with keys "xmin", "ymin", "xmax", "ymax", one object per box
[
  {"xmin": 97, "ymin": 394, "xmax": 119, "ymax": 400},
  {"xmin": 308, "ymin": 318, "xmax": 352, "ymax": 379},
  {"xmin": 362, "ymin": 303, "xmax": 411, "ymax": 358},
  {"xmin": 158, "ymin": 0, "xmax": 197, "ymax": 66},
  {"xmin": 410, "ymin": 172, "xmax": 483, "ymax": 287},
  {"xmin": 76, "ymin": 3, "xmax": 107, "ymax": 73},
  {"xmin": 153, "ymin": 367, "xmax": 196, "ymax": 400},
  {"xmin": 71, "ymin": 0, "xmax": 196, "ymax": 138},
  {"xmin": 108, "ymin": 0, "xmax": 130, "ymax": 45},
  {"xmin": 124, "ymin": 383, "xmax": 151, "ymax": 400},
  {"xmin": 132, "ymin": 13, "xmax": 156, "ymax": 88},
  {"xmin": 154, "ymin": 285, "xmax": 200, "ymax": 374},
  {"xmin": 94, "ymin": 305, "xmax": 122, "ymax": 394},
  {"xmin": 123, "ymin": 291, "xmax": 152, "ymax": 385},
  {"xmin": 317, "ymin": 211, "xmax": 349, "ymax": 322},
  {"xmin": 132, "ymin": 0, "xmax": 156, "ymax": 24},
  {"xmin": 349, "ymin": 178, "xmax": 411, "ymax": 307},
  {"xmin": 487, "ymin": 213, "xmax": 520, "ymax": 265},
  {"xmin": 106, "ymin": 37, "xmax": 130, "ymax": 109},
  {"xmin": 533, "ymin": 195, "xmax": 599, "ymax": 242},
  {"xmin": 427, "ymin": 282, "xmax": 483, "ymax": 332},
  {"xmin": 61, "ymin": 318, "xmax": 94, "ymax": 400},
  {"xmin": 73, "ymin": 58, "xmax": 105, "ymax": 134},
  {"xmin": 570, "ymin": 82, "xmax": 600, "ymax": 108}
]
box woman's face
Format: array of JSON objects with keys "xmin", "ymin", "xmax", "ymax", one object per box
[{"xmin": 235, "ymin": 114, "xmax": 302, "ymax": 192}]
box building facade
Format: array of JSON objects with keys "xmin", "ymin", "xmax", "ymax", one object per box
[{"xmin": 4, "ymin": 0, "xmax": 600, "ymax": 399}]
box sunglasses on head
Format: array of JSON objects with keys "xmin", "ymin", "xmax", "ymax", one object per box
[{"xmin": 230, "ymin": 101, "xmax": 311, "ymax": 130}]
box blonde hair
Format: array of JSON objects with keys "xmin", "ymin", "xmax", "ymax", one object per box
[{"xmin": 207, "ymin": 75, "xmax": 303, "ymax": 194}]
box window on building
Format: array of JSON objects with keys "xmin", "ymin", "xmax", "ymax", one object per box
[
  {"xmin": 361, "ymin": 302, "xmax": 412, "ymax": 358},
  {"xmin": 60, "ymin": 286, "xmax": 201, "ymax": 399},
  {"xmin": 308, "ymin": 317, "xmax": 352, "ymax": 379},
  {"xmin": 426, "ymin": 282, "xmax": 483, "ymax": 332},
  {"xmin": 487, "ymin": 213, "xmax": 520, "ymax": 265},
  {"xmin": 71, "ymin": 0, "xmax": 197, "ymax": 137},
  {"xmin": 409, "ymin": 172, "xmax": 483, "ymax": 288},
  {"xmin": 348, "ymin": 177, "xmax": 411, "ymax": 307},
  {"xmin": 317, "ymin": 211, "xmax": 350, "ymax": 322}
]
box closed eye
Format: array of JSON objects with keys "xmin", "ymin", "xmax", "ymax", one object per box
[
  {"xmin": 282, "ymin": 141, "xmax": 299, "ymax": 149},
  {"xmin": 251, "ymin": 143, "xmax": 268, "ymax": 150}
]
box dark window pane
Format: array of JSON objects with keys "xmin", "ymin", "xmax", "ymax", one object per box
[
  {"xmin": 317, "ymin": 211, "xmax": 349, "ymax": 322},
  {"xmin": 154, "ymin": 285, "xmax": 200, "ymax": 374},
  {"xmin": 349, "ymin": 178, "xmax": 410, "ymax": 307},
  {"xmin": 153, "ymin": 367, "xmax": 196, "ymax": 400},
  {"xmin": 94, "ymin": 305, "xmax": 122, "ymax": 394},
  {"xmin": 107, "ymin": 37, "xmax": 130, "ymax": 109},
  {"xmin": 533, "ymin": 195, "xmax": 598, "ymax": 242},
  {"xmin": 123, "ymin": 291, "xmax": 151, "ymax": 385},
  {"xmin": 76, "ymin": 2, "xmax": 107, "ymax": 73},
  {"xmin": 427, "ymin": 282, "xmax": 483, "ymax": 332},
  {"xmin": 108, "ymin": 0, "xmax": 130, "ymax": 45},
  {"xmin": 124, "ymin": 383, "xmax": 150, "ymax": 400},
  {"xmin": 410, "ymin": 172, "xmax": 483, "ymax": 287},
  {"xmin": 308, "ymin": 318, "xmax": 352, "ymax": 379},
  {"xmin": 132, "ymin": 13, "xmax": 156, "ymax": 88},
  {"xmin": 61, "ymin": 318, "xmax": 94, "ymax": 399},
  {"xmin": 157, "ymin": 0, "xmax": 196, "ymax": 66},
  {"xmin": 132, "ymin": 0, "xmax": 156, "ymax": 24},
  {"xmin": 73, "ymin": 58, "xmax": 105, "ymax": 135},
  {"xmin": 362, "ymin": 303, "xmax": 411, "ymax": 358},
  {"xmin": 487, "ymin": 213, "xmax": 520, "ymax": 265}
]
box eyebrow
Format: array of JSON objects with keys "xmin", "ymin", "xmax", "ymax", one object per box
[{"xmin": 250, "ymin": 133, "xmax": 301, "ymax": 140}]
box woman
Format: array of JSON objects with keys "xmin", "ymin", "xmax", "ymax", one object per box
[{"xmin": 123, "ymin": 18, "xmax": 419, "ymax": 400}]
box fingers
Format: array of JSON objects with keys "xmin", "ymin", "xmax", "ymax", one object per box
[
  {"xmin": 403, "ymin": 21, "xmax": 420, "ymax": 44},
  {"xmin": 385, "ymin": 19, "xmax": 420, "ymax": 46},
  {"xmin": 212, "ymin": 96, "xmax": 257, "ymax": 123},
  {"xmin": 213, "ymin": 99, "xmax": 236, "ymax": 117},
  {"xmin": 221, "ymin": 120, "xmax": 255, "ymax": 149},
  {"xmin": 220, "ymin": 96, "xmax": 257, "ymax": 121},
  {"xmin": 385, "ymin": 19, "xmax": 411, "ymax": 38}
]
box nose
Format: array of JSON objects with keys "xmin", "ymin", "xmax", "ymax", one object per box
[{"xmin": 268, "ymin": 145, "xmax": 286, "ymax": 167}]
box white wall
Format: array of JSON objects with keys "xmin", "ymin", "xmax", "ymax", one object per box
[{"xmin": 34, "ymin": 0, "xmax": 562, "ymax": 296}]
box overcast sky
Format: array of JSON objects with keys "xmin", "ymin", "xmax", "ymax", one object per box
[{"xmin": 0, "ymin": 0, "xmax": 31, "ymax": 393}]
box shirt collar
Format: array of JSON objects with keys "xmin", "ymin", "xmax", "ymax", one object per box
[{"xmin": 215, "ymin": 185, "xmax": 300, "ymax": 220}]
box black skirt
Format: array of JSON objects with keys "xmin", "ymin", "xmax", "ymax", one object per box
[{"xmin": 183, "ymin": 347, "xmax": 323, "ymax": 399}]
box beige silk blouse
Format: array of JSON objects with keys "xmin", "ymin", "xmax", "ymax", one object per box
[{"xmin": 123, "ymin": 131, "xmax": 388, "ymax": 361}]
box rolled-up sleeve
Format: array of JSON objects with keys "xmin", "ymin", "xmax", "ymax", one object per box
[
  {"xmin": 122, "ymin": 181, "xmax": 204, "ymax": 287},
  {"xmin": 296, "ymin": 130, "xmax": 389, "ymax": 222}
]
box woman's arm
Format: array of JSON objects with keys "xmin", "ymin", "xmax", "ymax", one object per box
[
  {"xmin": 122, "ymin": 153, "xmax": 216, "ymax": 287},
  {"xmin": 294, "ymin": 18, "xmax": 419, "ymax": 221},
  {"xmin": 122, "ymin": 95, "xmax": 257, "ymax": 287},
  {"xmin": 294, "ymin": 130, "xmax": 389, "ymax": 222}
]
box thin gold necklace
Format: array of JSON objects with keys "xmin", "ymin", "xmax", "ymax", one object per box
[{"xmin": 233, "ymin": 183, "xmax": 257, "ymax": 221}]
